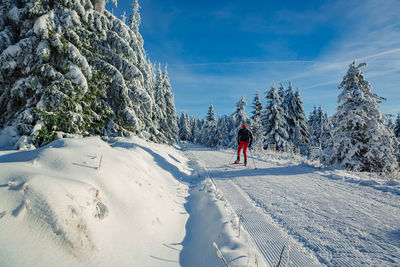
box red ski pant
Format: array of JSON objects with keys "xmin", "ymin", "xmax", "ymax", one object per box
[{"xmin": 237, "ymin": 141, "xmax": 249, "ymax": 159}]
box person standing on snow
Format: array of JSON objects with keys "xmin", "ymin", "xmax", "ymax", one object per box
[{"xmin": 234, "ymin": 124, "xmax": 253, "ymax": 166}]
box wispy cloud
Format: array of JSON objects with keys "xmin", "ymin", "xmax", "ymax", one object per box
[{"xmin": 170, "ymin": 60, "xmax": 315, "ymax": 67}]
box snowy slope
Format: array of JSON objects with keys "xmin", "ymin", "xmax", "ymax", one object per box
[
  {"xmin": 185, "ymin": 143, "xmax": 400, "ymax": 266},
  {"xmin": 0, "ymin": 136, "xmax": 191, "ymax": 266}
]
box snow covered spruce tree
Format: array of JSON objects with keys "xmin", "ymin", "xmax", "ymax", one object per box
[
  {"xmin": 323, "ymin": 61, "xmax": 398, "ymax": 173},
  {"xmin": 260, "ymin": 83, "xmax": 288, "ymax": 150},
  {"xmin": 178, "ymin": 112, "xmax": 191, "ymax": 141},
  {"xmin": 216, "ymin": 115, "xmax": 233, "ymax": 147},
  {"xmin": 308, "ymin": 105, "xmax": 332, "ymax": 149},
  {"xmin": 250, "ymin": 91, "xmax": 263, "ymax": 141},
  {"xmin": 228, "ymin": 96, "xmax": 251, "ymax": 147},
  {"xmin": 278, "ymin": 82, "xmax": 285, "ymax": 101},
  {"xmin": 0, "ymin": 0, "xmax": 178, "ymax": 148},
  {"xmin": 201, "ymin": 104, "xmax": 218, "ymax": 147},
  {"xmin": 154, "ymin": 65, "xmax": 178, "ymax": 144},
  {"xmin": 191, "ymin": 118, "xmax": 203, "ymax": 144},
  {"xmin": 282, "ymin": 82, "xmax": 310, "ymax": 150}
]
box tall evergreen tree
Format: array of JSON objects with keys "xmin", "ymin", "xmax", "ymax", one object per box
[
  {"xmin": 294, "ymin": 88, "xmax": 311, "ymax": 145},
  {"xmin": 308, "ymin": 106, "xmax": 332, "ymax": 149},
  {"xmin": 232, "ymin": 96, "xmax": 249, "ymax": 128},
  {"xmin": 323, "ymin": 61, "xmax": 398, "ymax": 173},
  {"xmin": 216, "ymin": 115, "xmax": 233, "ymax": 147},
  {"xmin": 229, "ymin": 96, "xmax": 251, "ymax": 147},
  {"xmin": 201, "ymin": 104, "xmax": 218, "ymax": 147},
  {"xmin": 0, "ymin": 0, "xmax": 178, "ymax": 148},
  {"xmin": 250, "ymin": 91, "xmax": 263, "ymax": 141},
  {"xmin": 278, "ymin": 82, "xmax": 285, "ymax": 101},
  {"xmin": 129, "ymin": 0, "xmax": 141, "ymax": 35},
  {"xmin": 251, "ymin": 92, "xmax": 263, "ymax": 120},
  {"xmin": 206, "ymin": 103, "xmax": 216, "ymax": 122},
  {"xmin": 178, "ymin": 112, "xmax": 191, "ymax": 141},
  {"xmin": 191, "ymin": 118, "xmax": 202, "ymax": 144},
  {"xmin": 282, "ymin": 82, "xmax": 310, "ymax": 147},
  {"xmin": 260, "ymin": 84, "xmax": 288, "ymax": 150},
  {"xmin": 160, "ymin": 66, "xmax": 178, "ymax": 143}
]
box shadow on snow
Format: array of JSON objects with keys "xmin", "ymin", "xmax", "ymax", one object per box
[{"xmin": 211, "ymin": 164, "xmax": 319, "ymax": 180}]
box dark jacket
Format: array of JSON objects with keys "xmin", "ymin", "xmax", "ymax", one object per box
[{"xmin": 237, "ymin": 128, "xmax": 253, "ymax": 146}]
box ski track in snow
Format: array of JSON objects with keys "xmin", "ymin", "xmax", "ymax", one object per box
[
  {"xmin": 213, "ymin": 178, "xmax": 322, "ymax": 267},
  {"xmin": 185, "ymin": 143, "xmax": 400, "ymax": 267}
]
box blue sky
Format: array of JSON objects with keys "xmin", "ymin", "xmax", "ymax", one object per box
[{"xmin": 106, "ymin": 0, "xmax": 400, "ymax": 119}]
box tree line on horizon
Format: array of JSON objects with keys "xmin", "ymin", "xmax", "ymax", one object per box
[{"xmin": 178, "ymin": 61, "xmax": 400, "ymax": 174}]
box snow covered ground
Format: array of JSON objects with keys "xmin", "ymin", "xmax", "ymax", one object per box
[
  {"xmin": 1, "ymin": 137, "xmax": 399, "ymax": 266},
  {"xmin": 0, "ymin": 137, "xmax": 264, "ymax": 267},
  {"xmin": 185, "ymin": 143, "xmax": 400, "ymax": 266},
  {"xmin": 0, "ymin": 136, "xmax": 192, "ymax": 266}
]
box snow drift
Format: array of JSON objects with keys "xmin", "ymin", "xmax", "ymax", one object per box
[{"xmin": 0, "ymin": 136, "xmax": 190, "ymax": 266}]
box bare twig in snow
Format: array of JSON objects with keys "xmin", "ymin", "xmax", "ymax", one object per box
[
  {"xmin": 213, "ymin": 242, "xmax": 229, "ymax": 267},
  {"xmin": 98, "ymin": 154, "xmax": 103, "ymax": 171},
  {"xmin": 276, "ymin": 246, "xmax": 285, "ymax": 267}
]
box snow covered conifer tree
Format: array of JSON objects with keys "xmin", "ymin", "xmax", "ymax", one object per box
[
  {"xmin": 129, "ymin": 0, "xmax": 141, "ymax": 34},
  {"xmin": 251, "ymin": 92, "xmax": 263, "ymax": 121},
  {"xmin": 394, "ymin": 113, "xmax": 400, "ymax": 139},
  {"xmin": 179, "ymin": 112, "xmax": 191, "ymax": 141},
  {"xmin": 192, "ymin": 118, "xmax": 203, "ymax": 144},
  {"xmin": 189, "ymin": 116, "xmax": 196, "ymax": 143},
  {"xmin": 250, "ymin": 92, "xmax": 263, "ymax": 141},
  {"xmin": 0, "ymin": 0, "xmax": 177, "ymax": 148},
  {"xmin": 216, "ymin": 115, "xmax": 233, "ymax": 147},
  {"xmin": 294, "ymin": 88, "xmax": 311, "ymax": 145},
  {"xmin": 206, "ymin": 103, "xmax": 216, "ymax": 122},
  {"xmin": 278, "ymin": 82, "xmax": 286, "ymax": 101},
  {"xmin": 185, "ymin": 113, "xmax": 193, "ymax": 141},
  {"xmin": 159, "ymin": 66, "xmax": 178, "ymax": 143},
  {"xmin": 260, "ymin": 84, "xmax": 288, "ymax": 150},
  {"xmin": 232, "ymin": 96, "xmax": 250, "ymax": 128},
  {"xmin": 282, "ymin": 82, "xmax": 310, "ymax": 149},
  {"xmin": 201, "ymin": 104, "xmax": 218, "ymax": 146},
  {"xmin": 308, "ymin": 106, "xmax": 318, "ymax": 140},
  {"xmin": 308, "ymin": 106, "xmax": 332, "ymax": 149},
  {"xmin": 228, "ymin": 96, "xmax": 251, "ymax": 147},
  {"xmin": 323, "ymin": 61, "xmax": 398, "ymax": 173}
]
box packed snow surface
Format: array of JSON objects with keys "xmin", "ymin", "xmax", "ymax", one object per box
[{"xmin": 185, "ymin": 143, "xmax": 400, "ymax": 266}]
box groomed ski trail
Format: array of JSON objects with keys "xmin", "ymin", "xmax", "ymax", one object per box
[
  {"xmin": 213, "ymin": 178, "xmax": 322, "ymax": 266},
  {"xmin": 185, "ymin": 143, "xmax": 400, "ymax": 267}
]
